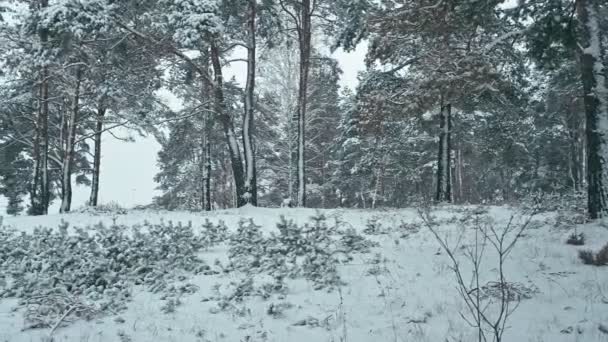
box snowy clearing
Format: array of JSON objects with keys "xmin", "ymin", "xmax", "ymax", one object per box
[{"xmin": 1, "ymin": 205, "xmax": 607, "ymax": 342}]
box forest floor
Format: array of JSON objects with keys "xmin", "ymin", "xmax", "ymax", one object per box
[{"xmin": 0, "ymin": 205, "xmax": 607, "ymax": 342}]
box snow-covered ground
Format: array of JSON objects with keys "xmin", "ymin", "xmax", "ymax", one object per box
[{"xmin": 1, "ymin": 205, "xmax": 607, "ymax": 342}]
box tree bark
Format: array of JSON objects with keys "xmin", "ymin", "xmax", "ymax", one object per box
[
  {"xmin": 295, "ymin": 0, "xmax": 312, "ymax": 207},
  {"xmin": 30, "ymin": 76, "xmax": 43, "ymax": 214},
  {"xmin": 577, "ymin": 0, "xmax": 608, "ymax": 219},
  {"xmin": 39, "ymin": 1, "xmax": 50, "ymax": 215},
  {"xmin": 210, "ymin": 42, "xmax": 247, "ymax": 207},
  {"xmin": 89, "ymin": 106, "xmax": 106, "ymax": 207},
  {"xmin": 60, "ymin": 67, "xmax": 82, "ymax": 213},
  {"xmin": 204, "ymin": 119, "xmax": 212, "ymax": 211},
  {"xmin": 242, "ymin": 0, "xmax": 257, "ymax": 206},
  {"xmin": 436, "ymin": 102, "xmax": 452, "ymax": 202}
]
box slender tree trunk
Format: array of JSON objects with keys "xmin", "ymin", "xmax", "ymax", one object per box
[
  {"xmin": 40, "ymin": 61, "xmax": 50, "ymax": 214},
  {"xmin": 32, "ymin": 0, "xmax": 50, "ymax": 215},
  {"xmin": 295, "ymin": 0, "xmax": 312, "ymax": 207},
  {"xmin": 60, "ymin": 67, "xmax": 82, "ymax": 213},
  {"xmin": 210, "ymin": 42, "xmax": 246, "ymax": 207},
  {"xmin": 242, "ymin": 0, "xmax": 257, "ymax": 206},
  {"xmin": 577, "ymin": 0, "xmax": 608, "ymax": 219},
  {"xmin": 288, "ymin": 116, "xmax": 295, "ymax": 202},
  {"xmin": 204, "ymin": 120, "xmax": 212, "ymax": 211},
  {"xmin": 89, "ymin": 106, "xmax": 105, "ymax": 206},
  {"xmin": 436, "ymin": 102, "xmax": 452, "ymax": 202},
  {"xmin": 570, "ymin": 129, "xmax": 580, "ymax": 192},
  {"xmin": 456, "ymin": 148, "xmax": 464, "ymax": 203},
  {"xmin": 30, "ymin": 80, "xmax": 42, "ymax": 214}
]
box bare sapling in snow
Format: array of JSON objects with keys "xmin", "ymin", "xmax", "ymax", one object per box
[{"xmin": 420, "ymin": 208, "xmax": 537, "ymax": 342}]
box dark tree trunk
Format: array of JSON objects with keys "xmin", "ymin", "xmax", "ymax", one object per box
[
  {"xmin": 204, "ymin": 123, "xmax": 212, "ymax": 211},
  {"xmin": 295, "ymin": 0, "xmax": 312, "ymax": 207},
  {"xmin": 577, "ymin": 0, "xmax": 608, "ymax": 219},
  {"xmin": 242, "ymin": 0, "xmax": 257, "ymax": 206},
  {"xmin": 89, "ymin": 106, "xmax": 105, "ymax": 207},
  {"xmin": 60, "ymin": 67, "xmax": 82, "ymax": 213},
  {"xmin": 436, "ymin": 102, "xmax": 452, "ymax": 203},
  {"xmin": 39, "ymin": 0, "xmax": 50, "ymax": 215},
  {"xmin": 210, "ymin": 42, "xmax": 246, "ymax": 207},
  {"xmin": 30, "ymin": 77, "xmax": 43, "ymax": 214}
]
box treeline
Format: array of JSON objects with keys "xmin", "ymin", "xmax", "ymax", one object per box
[{"xmin": 0, "ymin": 0, "xmax": 606, "ymax": 216}]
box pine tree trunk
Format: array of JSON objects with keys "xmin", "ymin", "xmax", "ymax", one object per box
[
  {"xmin": 577, "ymin": 0, "xmax": 608, "ymax": 219},
  {"xmin": 30, "ymin": 78, "xmax": 43, "ymax": 214},
  {"xmin": 570, "ymin": 130, "xmax": 580, "ymax": 192},
  {"xmin": 288, "ymin": 113, "xmax": 295, "ymax": 203},
  {"xmin": 210, "ymin": 42, "xmax": 246, "ymax": 207},
  {"xmin": 60, "ymin": 67, "xmax": 82, "ymax": 213},
  {"xmin": 40, "ymin": 67, "xmax": 50, "ymax": 214},
  {"xmin": 89, "ymin": 106, "xmax": 105, "ymax": 207},
  {"xmin": 295, "ymin": 0, "xmax": 312, "ymax": 207},
  {"xmin": 38, "ymin": 0, "xmax": 50, "ymax": 215},
  {"xmin": 205, "ymin": 126, "xmax": 212, "ymax": 211},
  {"xmin": 242, "ymin": 0, "xmax": 257, "ymax": 206},
  {"xmin": 436, "ymin": 102, "xmax": 452, "ymax": 202},
  {"xmin": 457, "ymin": 148, "xmax": 463, "ymax": 203}
]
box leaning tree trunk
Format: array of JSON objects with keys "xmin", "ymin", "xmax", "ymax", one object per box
[
  {"xmin": 242, "ymin": 0, "xmax": 257, "ymax": 206},
  {"xmin": 60, "ymin": 67, "xmax": 82, "ymax": 213},
  {"xmin": 210, "ymin": 42, "xmax": 246, "ymax": 207},
  {"xmin": 89, "ymin": 106, "xmax": 105, "ymax": 207},
  {"xmin": 295, "ymin": 0, "xmax": 312, "ymax": 207},
  {"xmin": 577, "ymin": 0, "xmax": 608, "ymax": 219},
  {"xmin": 436, "ymin": 102, "xmax": 452, "ymax": 203}
]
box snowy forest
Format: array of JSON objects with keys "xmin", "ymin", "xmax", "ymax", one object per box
[
  {"xmin": 1, "ymin": 1, "xmax": 608, "ymax": 342},
  {"xmin": 0, "ymin": 0, "xmax": 605, "ymax": 215}
]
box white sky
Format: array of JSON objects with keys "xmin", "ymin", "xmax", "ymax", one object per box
[{"xmin": 37, "ymin": 43, "xmax": 368, "ymax": 212}]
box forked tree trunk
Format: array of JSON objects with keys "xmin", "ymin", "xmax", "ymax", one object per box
[
  {"xmin": 242, "ymin": 0, "xmax": 257, "ymax": 206},
  {"xmin": 27, "ymin": 0, "xmax": 53, "ymax": 215},
  {"xmin": 60, "ymin": 67, "xmax": 82, "ymax": 213},
  {"xmin": 210, "ymin": 42, "xmax": 246, "ymax": 207},
  {"xmin": 436, "ymin": 102, "xmax": 452, "ymax": 203},
  {"xmin": 89, "ymin": 106, "xmax": 105, "ymax": 207},
  {"xmin": 577, "ymin": 0, "xmax": 608, "ymax": 219}
]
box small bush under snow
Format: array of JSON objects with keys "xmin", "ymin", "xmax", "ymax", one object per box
[{"xmin": 0, "ymin": 219, "xmax": 222, "ymax": 328}]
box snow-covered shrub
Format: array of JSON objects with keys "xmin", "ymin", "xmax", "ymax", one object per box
[
  {"xmin": 579, "ymin": 242, "xmax": 608, "ymax": 266},
  {"xmin": 566, "ymin": 232, "xmax": 585, "ymax": 246},
  {"xmin": 524, "ymin": 191, "xmax": 586, "ymax": 227},
  {"xmin": 201, "ymin": 219, "xmax": 228, "ymax": 246},
  {"xmin": 228, "ymin": 219, "xmax": 266, "ymax": 271},
  {"xmin": 266, "ymin": 302, "xmax": 293, "ymax": 318},
  {"xmin": 77, "ymin": 202, "xmax": 128, "ymax": 215},
  {"xmin": 272, "ymin": 213, "xmax": 343, "ymax": 289},
  {"xmin": 363, "ymin": 216, "xmax": 388, "ymax": 235},
  {"xmin": 479, "ymin": 281, "xmax": 539, "ymax": 302},
  {"xmin": 0, "ymin": 219, "xmax": 210, "ymax": 323},
  {"xmin": 399, "ymin": 221, "xmax": 420, "ymax": 238},
  {"xmin": 226, "ymin": 214, "xmax": 375, "ymax": 293},
  {"xmin": 339, "ymin": 228, "xmax": 379, "ymax": 254},
  {"xmin": 22, "ymin": 288, "xmax": 101, "ymax": 330},
  {"xmin": 579, "ymin": 250, "xmax": 596, "ymax": 265}
]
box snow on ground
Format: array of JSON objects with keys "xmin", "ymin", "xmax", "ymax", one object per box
[{"xmin": 1, "ymin": 205, "xmax": 607, "ymax": 342}]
